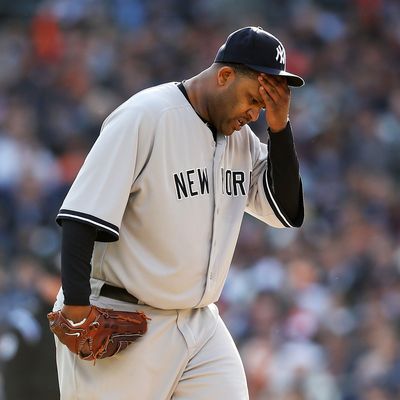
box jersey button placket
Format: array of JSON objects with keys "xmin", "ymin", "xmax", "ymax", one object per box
[
  {"xmin": 198, "ymin": 135, "xmax": 225, "ymax": 306},
  {"xmin": 208, "ymin": 138, "xmax": 225, "ymax": 284}
]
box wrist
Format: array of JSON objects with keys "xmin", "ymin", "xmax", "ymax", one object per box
[
  {"xmin": 62, "ymin": 304, "xmax": 92, "ymax": 323},
  {"xmin": 268, "ymin": 120, "xmax": 289, "ymax": 134}
]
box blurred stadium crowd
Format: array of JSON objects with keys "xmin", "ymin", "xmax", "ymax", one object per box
[{"xmin": 0, "ymin": 0, "xmax": 400, "ymax": 399}]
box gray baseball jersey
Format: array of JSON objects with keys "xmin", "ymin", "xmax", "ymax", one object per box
[{"xmin": 57, "ymin": 82, "xmax": 293, "ymax": 310}]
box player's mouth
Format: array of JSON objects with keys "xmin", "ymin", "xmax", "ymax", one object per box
[{"xmin": 234, "ymin": 118, "xmax": 247, "ymax": 131}]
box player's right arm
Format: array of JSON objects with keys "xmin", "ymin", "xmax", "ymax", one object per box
[
  {"xmin": 60, "ymin": 219, "xmax": 96, "ymax": 322},
  {"xmin": 55, "ymin": 95, "xmax": 158, "ymax": 321}
]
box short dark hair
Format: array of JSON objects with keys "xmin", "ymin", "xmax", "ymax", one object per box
[{"xmin": 214, "ymin": 62, "xmax": 259, "ymax": 79}]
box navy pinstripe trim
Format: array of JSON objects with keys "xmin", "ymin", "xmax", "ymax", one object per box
[
  {"xmin": 56, "ymin": 209, "xmax": 119, "ymax": 241},
  {"xmin": 262, "ymin": 170, "xmax": 292, "ymax": 227}
]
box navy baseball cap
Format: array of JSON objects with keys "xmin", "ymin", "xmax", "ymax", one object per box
[{"xmin": 215, "ymin": 26, "xmax": 305, "ymax": 87}]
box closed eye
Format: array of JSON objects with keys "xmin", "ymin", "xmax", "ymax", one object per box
[
  {"xmin": 248, "ymin": 93, "xmax": 265, "ymax": 110},
  {"xmin": 252, "ymin": 97, "xmax": 265, "ymax": 110},
  {"xmin": 251, "ymin": 97, "xmax": 258, "ymax": 104}
]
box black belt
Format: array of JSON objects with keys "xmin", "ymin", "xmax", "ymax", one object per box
[{"xmin": 100, "ymin": 284, "xmax": 140, "ymax": 304}]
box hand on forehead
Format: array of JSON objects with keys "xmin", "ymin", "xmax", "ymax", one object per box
[{"xmin": 258, "ymin": 73, "xmax": 287, "ymax": 86}]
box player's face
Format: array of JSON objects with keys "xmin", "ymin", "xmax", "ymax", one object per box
[{"xmin": 211, "ymin": 70, "xmax": 265, "ymax": 136}]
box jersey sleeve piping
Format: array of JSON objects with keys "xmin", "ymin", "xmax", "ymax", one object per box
[
  {"xmin": 262, "ymin": 170, "xmax": 304, "ymax": 228},
  {"xmin": 262, "ymin": 170, "xmax": 290, "ymax": 227},
  {"xmin": 56, "ymin": 209, "xmax": 119, "ymax": 242}
]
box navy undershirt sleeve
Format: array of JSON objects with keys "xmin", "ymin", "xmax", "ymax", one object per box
[
  {"xmin": 267, "ymin": 121, "xmax": 304, "ymax": 225},
  {"xmin": 61, "ymin": 219, "xmax": 97, "ymax": 305}
]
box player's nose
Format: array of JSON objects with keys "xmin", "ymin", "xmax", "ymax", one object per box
[{"xmin": 247, "ymin": 107, "xmax": 260, "ymax": 122}]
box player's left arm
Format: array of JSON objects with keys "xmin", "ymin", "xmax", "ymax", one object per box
[
  {"xmin": 261, "ymin": 74, "xmax": 303, "ymax": 224},
  {"xmin": 246, "ymin": 75, "xmax": 304, "ymax": 227}
]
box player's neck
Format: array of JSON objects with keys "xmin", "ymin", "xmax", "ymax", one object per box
[{"xmin": 183, "ymin": 71, "xmax": 211, "ymax": 124}]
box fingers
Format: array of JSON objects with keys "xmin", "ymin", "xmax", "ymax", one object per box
[
  {"xmin": 261, "ymin": 74, "xmax": 289, "ymax": 91},
  {"xmin": 258, "ymin": 74, "xmax": 289, "ymax": 105},
  {"xmin": 259, "ymin": 82, "xmax": 273, "ymax": 106},
  {"xmin": 258, "ymin": 73, "xmax": 291, "ymax": 133}
]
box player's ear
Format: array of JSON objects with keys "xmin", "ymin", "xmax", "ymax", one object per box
[{"xmin": 216, "ymin": 66, "xmax": 235, "ymax": 87}]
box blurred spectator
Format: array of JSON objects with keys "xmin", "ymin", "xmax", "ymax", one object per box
[{"xmin": 0, "ymin": 256, "xmax": 60, "ymax": 399}]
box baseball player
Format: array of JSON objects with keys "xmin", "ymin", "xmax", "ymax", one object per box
[{"xmin": 50, "ymin": 26, "xmax": 305, "ymax": 399}]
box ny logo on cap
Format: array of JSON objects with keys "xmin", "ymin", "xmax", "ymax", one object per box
[{"xmin": 275, "ymin": 44, "xmax": 285, "ymax": 65}]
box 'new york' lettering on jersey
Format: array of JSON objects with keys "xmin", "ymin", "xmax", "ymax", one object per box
[
  {"xmin": 221, "ymin": 168, "xmax": 247, "ymax": 196},
  {"xmin": 173, "ymin": 168, "xmax": 209, "ymax": 200},
  {"xmin": 56, "ymin": 83, "xmax": 300, "ymax": 310},
  {"xmin": 173, "ymin": 168, "xmax": 249, "ymax": 200}
]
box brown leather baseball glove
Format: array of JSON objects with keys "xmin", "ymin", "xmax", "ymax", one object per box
[{"xmin": 47, "ymin": 305, "xmax": 149, "ymax": 362}]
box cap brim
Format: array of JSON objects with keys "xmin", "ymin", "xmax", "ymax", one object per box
[{"xmin": 245, "ymin": 64, "xmax": 305, "ymax": 87}]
